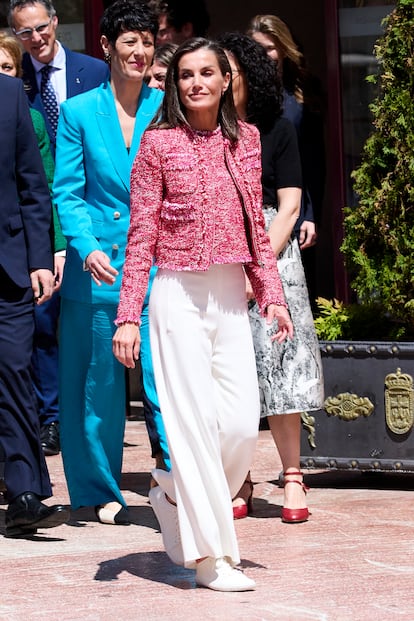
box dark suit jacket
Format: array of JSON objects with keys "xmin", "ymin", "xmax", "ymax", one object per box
[
  {"xmin": 22, "ymin": 45, "xmax": 110, "ymax": 152},
  {"xmin": 0, "ymin": 74, "xmax": 53, "ymax": 289}
]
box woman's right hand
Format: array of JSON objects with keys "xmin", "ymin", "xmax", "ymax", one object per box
[
  {"xmin": 113, "ymin": 323, "xmax": 141, "ymax": 368},
  {"xmin": 85, "ymin": 250, "xmax": 118, "ymax": 286},
  {"xmin": 265, "ymin": 304, "xmax": 294, "ymax": 343}
]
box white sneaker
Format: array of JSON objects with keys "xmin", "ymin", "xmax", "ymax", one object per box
[
  {"xmin": 149, "ymin": 486, "xmax": 184, "ymax": 565},
  {"xmin": 195, "ymin": 557, "xmax": 256, "ymax": 592}
]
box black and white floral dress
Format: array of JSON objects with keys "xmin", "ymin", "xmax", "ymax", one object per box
[{"xmin": 250, "ymin": 117, "xmax": 324, "ymax": 417}]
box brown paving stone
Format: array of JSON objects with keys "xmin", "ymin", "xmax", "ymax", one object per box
[{"xmin": 1, "ymin": 421, "xmax": 414, "ymax": 621}]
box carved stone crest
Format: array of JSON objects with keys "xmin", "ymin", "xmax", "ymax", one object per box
[{"xmin": 385, "ymin": 368, "xmax": 414, "ymax": 435}]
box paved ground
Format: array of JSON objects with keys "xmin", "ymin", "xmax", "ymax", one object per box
[{"xmin": 1, "ymin": 419, "xmax": 414, "ymax": 621}]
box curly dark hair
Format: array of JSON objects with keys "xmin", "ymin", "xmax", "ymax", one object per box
[{"xmin": 216, "ymin": 32, "xmax": 283, "ymax": 133}]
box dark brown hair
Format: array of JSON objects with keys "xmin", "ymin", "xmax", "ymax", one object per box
[{"xmin": 152, "ymin": 37, "xmax": 239, "ymax": 144}]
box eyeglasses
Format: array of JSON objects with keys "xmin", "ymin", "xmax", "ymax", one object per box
[{"xmin": 13, "ymin": 18, "xmax": 52, "ymax": 41}]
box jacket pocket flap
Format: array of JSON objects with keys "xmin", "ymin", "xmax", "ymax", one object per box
[{"xmin": 8, "ymin": 213, "xmax": 23, "ymax": 232}]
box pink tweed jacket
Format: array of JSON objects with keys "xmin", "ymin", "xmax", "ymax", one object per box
[{"xmin": 116, "ymin": 121, "xmax": 286, "ymax": 324}]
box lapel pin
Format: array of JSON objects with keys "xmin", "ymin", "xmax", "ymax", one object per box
[{"xmin": 76, "ymin": 77, "xmax": 81, "ymax": 83}]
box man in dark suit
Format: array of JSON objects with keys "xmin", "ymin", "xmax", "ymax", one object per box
[
  {"xmin": 8, "ymin": 0, "xmax": 110, "ymax": 456},
  {"xmin": 147, "ymin": 0, "xmax": 210, "ymax": 46},
  {"xmin": 0, "ymin": 73, "xmax": 69, "ymax": 537}
]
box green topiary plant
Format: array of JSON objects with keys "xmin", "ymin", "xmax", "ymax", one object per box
[{"xmin": 340, "ymin": 0, "xmax": 414, "ymax": 339}]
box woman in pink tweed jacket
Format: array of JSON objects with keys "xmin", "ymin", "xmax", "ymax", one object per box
[{"xmin": 113, "ymin": 38, "xmax": 292, "ymax": 592}]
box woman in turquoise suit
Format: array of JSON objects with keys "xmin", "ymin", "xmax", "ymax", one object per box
[{"xmin": 53, "ymin": 0, "xmax": 167, "ymax": 524}]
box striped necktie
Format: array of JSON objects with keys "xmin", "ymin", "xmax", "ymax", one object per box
[{"xmin": 40, "ymin": 65, "xmax": 59, "ymax": 136}]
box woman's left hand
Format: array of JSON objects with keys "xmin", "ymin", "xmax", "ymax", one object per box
[
  {"xmin": 113, "ymin": 322, "xmax": 141, "ymax": 368},
  {"xmin": 265, "ymin": 304, "xmax": 294, "ymax": 343}
]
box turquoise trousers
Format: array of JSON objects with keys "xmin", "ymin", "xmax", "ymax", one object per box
[
  {"xmin": 59, "ymin": 268, "xmax": 169, "ymax": 510},
  {"xmin": 140, "ymin": 267, "xmax": 170, "ymax": 470}
]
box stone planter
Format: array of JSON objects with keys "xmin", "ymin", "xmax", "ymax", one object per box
[{"xmin": 300, "ymin": 340, "xmax": 414, "ymax": 472}]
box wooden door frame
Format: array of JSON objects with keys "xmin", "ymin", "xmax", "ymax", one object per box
[
  {"xmin": 84, "ymin": 0, "xmax": 104, "ymax": 59},
  {"xmin": 324, "ymin": 0, "xmax": 349, "ymax": 301}
]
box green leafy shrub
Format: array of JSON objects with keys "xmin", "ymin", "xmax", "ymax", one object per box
[
  {"xmin": 340, "ymin": 0, "xmax": 414, "ymax": 334},
  {"xmin": 314, "ymin": 298, "xmax": 349, "ymax": 340},
  {"xmin": 314, "ymin": 297, "xmax": 413, "ymax": 341}
]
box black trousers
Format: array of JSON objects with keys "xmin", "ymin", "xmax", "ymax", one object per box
[{"xmin": 0, "ymin": 268, "xmax": 51, "ymax": 502}]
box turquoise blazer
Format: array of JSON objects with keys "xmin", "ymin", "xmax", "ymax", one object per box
[{"xmin": 53, "ymin": 81, "xmax": 163, "ymax": 305}]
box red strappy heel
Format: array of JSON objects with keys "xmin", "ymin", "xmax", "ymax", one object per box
[
  {"xmin": 232, "ymin": 476, "xmax": 254, "ymax": 520},
  {"xmin": 281, "ymin": 471, "xmax": 310, "ymax": 524}
]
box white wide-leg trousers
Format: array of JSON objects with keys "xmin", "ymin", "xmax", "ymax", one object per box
[{"xmin": 149, "ymin": 264, "xmax": 260, "ymax": 567}]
